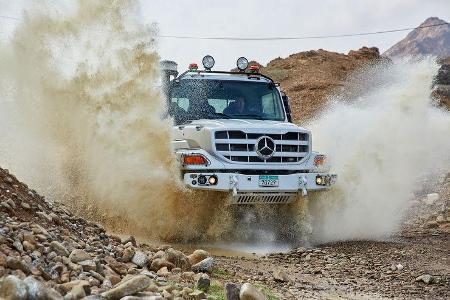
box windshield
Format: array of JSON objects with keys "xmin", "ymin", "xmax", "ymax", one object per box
[{"xmin": 168, "ymin": 79, "xmax": 285, "ymax": 124}]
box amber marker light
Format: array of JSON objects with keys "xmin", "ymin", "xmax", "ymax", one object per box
[{"xmin": 182, "ymin": 154, "xmax": 209, "ymax": 165}]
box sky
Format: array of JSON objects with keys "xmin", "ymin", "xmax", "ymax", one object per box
[{"xmin": 1, "ymin": 0, "xmax": 449, "ymax": 70}]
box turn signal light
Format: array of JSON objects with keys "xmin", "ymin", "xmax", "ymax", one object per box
[
  {"xmin": 314, "ymin": 155, "xmax": 326, "ymax": 166},
  {"xmin": 182, "ymin": 154, "xmax": 208, "ymax": 165}
]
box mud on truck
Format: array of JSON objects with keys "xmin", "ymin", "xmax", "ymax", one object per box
[{"xmin": 161, "ymin": 56, "xmax": 336, "ymax": 205}]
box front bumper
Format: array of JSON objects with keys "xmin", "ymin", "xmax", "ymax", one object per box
[{"xmin": 183, "ymin": 172, "xmax": 337, "ymax": 195}]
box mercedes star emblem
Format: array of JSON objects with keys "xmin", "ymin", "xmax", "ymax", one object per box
[{"xmin": 256, "ymin": 136, "xmax": 276, "ymax": 159}]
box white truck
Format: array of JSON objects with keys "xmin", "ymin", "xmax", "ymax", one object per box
[{"xmin": 161, "ymin": 56, "xmax": 336, "ymax": 205}]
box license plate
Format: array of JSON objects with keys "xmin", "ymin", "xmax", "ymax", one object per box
[{"xmin": 258, "ymin": 175, "xmax": 279, "ymax": 187}]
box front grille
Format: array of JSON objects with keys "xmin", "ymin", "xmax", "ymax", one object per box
[
  {"xmin": 214, "ymin": 130, "xmax": 309, "ymax": 163},
  {"xmin": 231, "ymin": 193, "xmax": 296, "ymax": 204}
]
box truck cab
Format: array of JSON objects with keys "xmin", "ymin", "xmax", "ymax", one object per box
[{"xmin": 161, "ymin": 56, "xmax": 336, "ymax": 204}]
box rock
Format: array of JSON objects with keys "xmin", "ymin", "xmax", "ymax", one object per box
[
  {"xmin": 189, "ymin": 290, "xmax": 206, "ymax": 300},
  {"xmin": 78, "ymin": 260, "xmax": 97, "ymax": 272},
  {"xmin": 239, "ymin": 283, "xmax": 267, "ymax": 300},
  {"xmin": 6, "ymin": 256, "xmax": 31, "ymax": 274},
  {"xmin": 165, "ymin": 248, "xmax": 190, "ymax": 270},
  {"xmin": 101, "ymin": 275, "xmax": 151, "ymax": 300},
  {"xmin": 181, "ymin": 271, "xmax": 195, "ymax": 281},
  {"xmin": 6, "ymin": 198, "xmax": 15, "ymax": 208},
  {"xmin": 104, "ymin": 256, "xmax": 128, "ymax": 275},
  {"xmin": 191, "ymin": 257, "xmax": 213, "ymax": 273},
  {"xmin": 122, "ymin": 248, "xmax": 135, "ymax": 263},
  {"xmin": 131, "ymin": 251, "xmax": 148, "ymax": 268},
  {"xmin": 13, "ymin": 240, "xmax": 24, "ymax": 252},
  {"xmin": 188, "ymin": 249, "xmax": 210, "ymax": 266},
  {"xmin": 396, "ymin": 264, "xmax": 404, "ymax": 271},
  {"xmin": 295, "ymin": 247, "xmax": 307, "ymax": 254},
  {"xmin": 65, "ymin": 283, "xmax": 90, "ymax": 299},
  {"xmin": 150, "ymin": 258, "xmax": 175, "ymax": 271},
  {"xmin": 57, "ymin": 280, "xmax": 90, "ymax": 295},
  {"xmin": 196, "ymin": 273, "xmax": 210, "ymax": 292},
  {"xmin": 156, "ymin": 266, "xmax": 171, "ymax": 277},
  {"xmin": 24, "ymin": 276, "xmax": 52, "ymax": 300},
  {"xmin": 415, "ymin": 274, "xmax": 434, "ymax": 284},
  {"xmin": 22, "ymin": 241, "xmax": 35, "ymax": 252},
  {"xmin": 225, "ymin": 283, "xmax": 241, "ymax": 300},
  {"xmin": 121, "ymin": 236, "xmax": 137, "ymax": 247},
  {"xmin": 50, "ymin": 241, "xmax": 70, "ymax": 257},
  {"xmin": 69, "ymin": 249, "xmax": 91, "ymax": 263},
  {"xmin": 273, "ymin": 268, "xmax": 291, "ymax": 282},
  {"xmin": 0, "ymin": 275, "xmax": 28, "ymax": 300},
  {"xmin": 21, "ymin": 202, "xmax": 31, "ymax": 210}
]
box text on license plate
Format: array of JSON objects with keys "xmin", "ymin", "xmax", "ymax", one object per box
[{"xmin": 258, "ymin": 175, "xmax": 279, "ymax": 187}]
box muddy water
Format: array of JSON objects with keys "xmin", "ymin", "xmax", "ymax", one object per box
[{"xmin": 0, "ymin": 0, "xmax": 232, "ymax": 241}]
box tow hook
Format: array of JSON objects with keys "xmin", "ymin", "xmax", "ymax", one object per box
[
  {"xmin": 299, "ymin": 175, "xmax": 308, "ymax": 196},
  {"xmin": 230, "ymin": 174, "xmax": 239, "ymax": 196}
]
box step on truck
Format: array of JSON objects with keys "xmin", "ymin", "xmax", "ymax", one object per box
[{"xmin": 161, "ymin": 56, "xmax": 336, "ymax": 204}]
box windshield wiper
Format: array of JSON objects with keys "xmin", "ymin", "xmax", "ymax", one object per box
[{"xmin": 213, "ymin": 112, "xmax": 232, "ymax": 119}]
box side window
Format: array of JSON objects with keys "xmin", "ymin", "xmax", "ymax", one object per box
[
  {"xmin": 261, "ymin": 93, "xmax": 275, "ymax": 115},
  {"xmin": 171, "ymin": 98, "xmax": 189, "ymax": 111}
]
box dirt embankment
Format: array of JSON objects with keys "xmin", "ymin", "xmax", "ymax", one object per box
[
  {"xmin": 0, "ymin": 167, "xmax": 265, "ymax": 300},
  {"xmin": 260, "ymin": 47, "xmax": 383, "ymax": 123}
]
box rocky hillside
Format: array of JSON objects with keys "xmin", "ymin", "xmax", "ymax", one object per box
[
  {"xmin": 384, "ymin": 17, "xmax": 450, "ymax": 58},
  {"xmin": 0, "ymin": 167, "xmax": 272, "ymax": 300},
  {"xmin": 259, "ymin": 47, "xmax": 383, "ymax": 123},
  {"xmin": 434, "ymin": 63, "xmax": 450, "ymax": 110}
]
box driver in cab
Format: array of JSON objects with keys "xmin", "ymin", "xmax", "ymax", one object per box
[{"xmin": 224, "ymin": 96, "xmax": 246, "ymax": 116}]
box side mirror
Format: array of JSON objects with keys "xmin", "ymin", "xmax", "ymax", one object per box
[{"xmin": 281, "ymin": 93, "xmax": 293, "ymax": 123}]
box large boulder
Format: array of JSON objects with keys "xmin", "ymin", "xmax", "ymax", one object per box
[
  {"xmin": 165, "ymin": 248, "xmax": 190, "ymax": 270},
  {"xmin": 100, "ymin": 275, "xmax": 151, "ymax": 300},
  {"xmin": 191, "ymin": 257, "xmax": 214, "ymax": 273},
  {"xmin": 187, "ymin": 249, "xmax": 210, "ymax": 265}
]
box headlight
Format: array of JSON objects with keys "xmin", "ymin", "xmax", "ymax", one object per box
[
  {"xmin": 202, "ymin": 55, "xmax": 215, "ymax": 70},
  {"xmin": 236, "ymin": 57, "xmax": 249, "ymax": 71}
]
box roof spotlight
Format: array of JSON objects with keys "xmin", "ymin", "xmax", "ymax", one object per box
[
  {"xmin": 237, "ymin": 57, "xmax": 249, "ymax": 71},
  {"xmin": 202, "ymin": 55, "xmax": 215, "ymax": 70}
]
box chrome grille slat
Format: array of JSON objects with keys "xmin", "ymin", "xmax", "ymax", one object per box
[
  {"xmin": 215, "ymin": 139, "xmax": 308, "ymax": 145},
  {"xmin": 214, "ymin": 130, "xmax": 310, "ymax": 164}
]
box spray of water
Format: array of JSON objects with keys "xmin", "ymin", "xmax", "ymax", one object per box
[
  {"xmin": 0, "ymin": 0, "xmax": 232, "ymax": 241},
  {"xmin": 308, "ymin": 58, "xmax": 450, "ymax": 243}
]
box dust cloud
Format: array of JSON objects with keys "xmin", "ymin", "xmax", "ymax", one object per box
[
  {"xmin": 308, "ymin": 58, "xmax": 450, "ymax": 243},
  {"xmin": 0, "ymin": 0, "xmax": 230, "ymax": 241}
]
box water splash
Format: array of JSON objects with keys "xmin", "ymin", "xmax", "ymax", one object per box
[
  {"xmin": 0, "ymin": 0, "xmax": 231, "ymax": 241},
  {"xmin": 308, "ymin": 58, "xmax": 450, "ymax": 243}
]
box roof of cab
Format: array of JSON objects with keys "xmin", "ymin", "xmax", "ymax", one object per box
[{"xmin": 177, "ymin": 71, "xmax": 273, "ymax": 83}]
